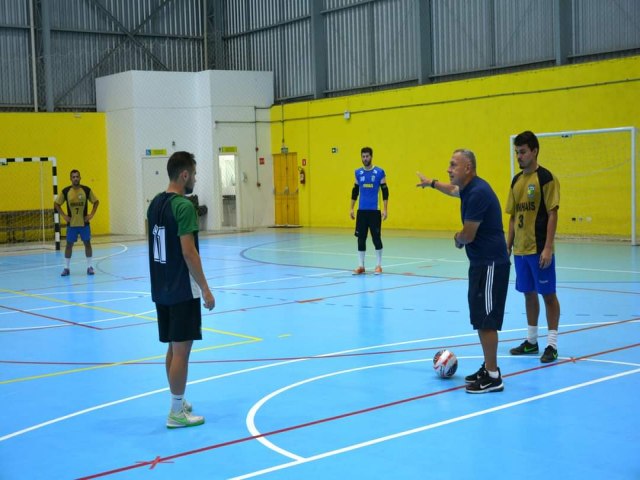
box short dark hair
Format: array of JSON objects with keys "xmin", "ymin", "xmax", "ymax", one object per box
[
  {"xmin": 361, "ymin": 146, "xmax": 373, "ymax": 156},
  {"xmin": 70, "ymin": 169, "xmax": 80, "ymax": 177},
  {"xmin": 167, "ymin": 151, "xmax": 196, "ymax": 180},
  {"xmin": 514, "ymin": 130, "xmax": 539, "ymax": 152}
]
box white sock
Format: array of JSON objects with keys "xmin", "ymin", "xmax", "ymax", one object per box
[
  {"xmin": 527, "ymin": 326, "xmax": 539, "ymax": 345},
  {"xmin": 547, "ymin": 330, "xmax": 558, "ymax": 349},
  {"xmin": 487, "ymin": 369, "xmax": 500, "ymax": 379},
  {"xmin": 375, "ymin": 249, "xmax": 382, "ymax": 266},
  {"xmin": 65, "ymin": 258, "xmax": 71, "ymax": 268},
  {"xmin": 171, "ymin": 394, "xmax": 184, "ymax": 413},
  {"xmin": 358, "ymin": 251, "xmax": 365, "ymax": 267},
  {"xmin": 86, "ymin": 257, "xmax": 93, "ymax": 268}
]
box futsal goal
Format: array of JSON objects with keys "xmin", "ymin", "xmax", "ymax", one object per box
[
  {"xmin": 0, "ymin": 157, "xmax": 61, "ymax": 250},
  {"xmin": 509, "ymin": 127, "xmax": 638, "ymax": 245}
]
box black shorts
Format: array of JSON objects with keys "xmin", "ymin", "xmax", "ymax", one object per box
[
  {"xmin": 156, "ymin": 298, "xmax": 203, "ymax": 343},
  {"xmin": 354, "ymin": 210, "xmax": 382, "ymax": 238},
  {"xmin": 468, "ymin": 262, "xmax": 510, "ymax": 331}
]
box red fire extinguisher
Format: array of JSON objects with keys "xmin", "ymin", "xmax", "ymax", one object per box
[{"xmin": 299, "ymin": 167, "xmax": 306, "ymax": 184}]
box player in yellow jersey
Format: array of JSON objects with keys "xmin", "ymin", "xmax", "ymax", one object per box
[
  {"xmin": 506, "ymin": 131, "xmax": 561, "ymax": 363},
  {"xmin": 54, "ymin": 170, "xmax": 100, "ymax": 276}
]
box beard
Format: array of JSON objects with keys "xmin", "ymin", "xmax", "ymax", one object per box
[{"xmin": 185, "ymin": 185, "xmax": 194, "ymax": 195}]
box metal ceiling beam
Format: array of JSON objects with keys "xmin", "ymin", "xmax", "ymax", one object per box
[
  {"xmin": 54, "ymin": 0, "xmax": 175, "ymax": 107},
  {"xmin": 89, "ymin": 0, "xmax": 169, "ymax": 70}
]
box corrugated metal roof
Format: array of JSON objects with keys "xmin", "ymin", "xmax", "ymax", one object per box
[{"xmin": 0, "ymin": 0, "xmax": 638, "ymax": 110}]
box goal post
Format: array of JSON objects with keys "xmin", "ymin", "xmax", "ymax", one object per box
[
  {"xmin": 0, "ymin": 157, "xmax": 61, "ymax": 250},
  {"xmin": 509, "ymin": 127, "xmax": 638, "ymax": 245}
]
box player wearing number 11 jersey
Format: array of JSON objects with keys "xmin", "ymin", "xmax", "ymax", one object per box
[{"xmin": 147, "ymin": 151, "xmax": 215, "ymax": 429}]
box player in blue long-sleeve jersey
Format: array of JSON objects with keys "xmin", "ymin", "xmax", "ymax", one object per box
[{"xmin": 350, "ymin": 146, "xmax": 389, "ymax": 275}]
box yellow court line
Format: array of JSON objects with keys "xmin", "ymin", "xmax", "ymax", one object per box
[
  {"xmin": 1, "ymin": 337, "xmax": 263, "ymax": 385},
  {"xmin": 0, "ymin": 288, "xmax": 156, "ymax": 321},
  {"xmin": 202, "ymin": 327, "xmax": 262, "ymax": 342},
  {"xmin": 1, "ymin": 288, "xmax": 263, "ymax": 340},
  {"xmin": 1, "ymin": 289, "xmax": 266, "ymax": 384}
]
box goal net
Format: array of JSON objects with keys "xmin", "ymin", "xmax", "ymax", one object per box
[
  {"xmin": 509, "ymin": 127, "xmax": 638, "ymax": 245},
  {"xmin": 0, "ymin": 157, "xmax": 60, "ymax": 250}
]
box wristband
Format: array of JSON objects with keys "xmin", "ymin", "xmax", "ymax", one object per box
[{"xmin": 431, "ymin": 179, "xmax": 438, "ymax": 188}]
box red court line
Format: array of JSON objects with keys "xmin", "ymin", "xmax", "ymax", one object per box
[
  {"xmin": 77, "ymin": 341, "xmax": 640, "ymax": 479},
  {"xmin": 206, "ymin": 277, "xmax": 458, "ymax": 315},
  {"xmin": 0, "ymin": 305, "xmax": 101, "ymax": 330},
  {"xmin": 7, "ymin": 275, "xmax": 150, "ymax": 293},
  {"xmin": 4, "ymin": 316, "xmax": 637, "ymax": 367}
]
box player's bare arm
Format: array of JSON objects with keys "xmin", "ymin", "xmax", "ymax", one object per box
[
  {"xmin": 180, "ymin": 234, "xmax": 215, "ymax": 310},
  {"xmin": 540, "ymin": 207, "xmax": 558, "ymax": 269},
  {"xmin": 416, "ymin": 171, "xmax": 460, "ymax": 197},
  {"xmin": 454, "ymin": 220, "xmax": 481, "ymax": 248}
]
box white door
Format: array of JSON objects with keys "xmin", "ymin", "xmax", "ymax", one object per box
[{"xmin": 218, "ymin": 154, "xmax": 238, "ymax": 227}]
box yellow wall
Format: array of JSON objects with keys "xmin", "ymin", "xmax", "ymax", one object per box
[
  {"xmin": 0, "ymin": 113, "xmax": 109, "ymax": 234},
  {"xmin": 1, "ymin": 57, "xmax": 638, "ymax": 239},
  {"xmin": 271, "ymin": 56, "xmax": 640, "ymax": 236}
]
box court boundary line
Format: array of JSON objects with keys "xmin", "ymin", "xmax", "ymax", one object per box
[
  {"xmin": 73, "ymin": 344, "xmax": 640, "ymax": 479},
  {"xmin": 231, "ymin": 366, "xmax": 640, "ymax": 480}
]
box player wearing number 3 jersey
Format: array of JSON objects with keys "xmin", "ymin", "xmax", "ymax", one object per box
[{"xmin": 506, "ymin": 130, "xmax": 561, "ymax": 364}]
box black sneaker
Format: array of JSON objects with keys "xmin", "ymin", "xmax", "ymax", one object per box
[
  {"xmin": 464, "ymin": 363, "xmax": 486, "ymax": 384},
  {"xmin": 540, "ymin": 345, "xmax": 558, "ymax": 363},
  {"xmin": 465, "ymin": 368, "xmax": 504, "ymax": 394},
  {"xmin": 510, "ymin": 340, "xmax": 539, "ymax": 355}
]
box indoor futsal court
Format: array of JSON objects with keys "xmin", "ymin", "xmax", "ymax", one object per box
[{"xmin": 1, "ymin": 228, "xmax": 639, "ymax": 479}]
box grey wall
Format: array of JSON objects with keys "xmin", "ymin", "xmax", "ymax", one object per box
[{"xmin": 1, "ymin": 0, "xmax": 639, "ymax": 111}]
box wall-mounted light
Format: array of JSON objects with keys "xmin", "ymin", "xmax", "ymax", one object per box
[{"xmin": 344, "ymin": 110, "xmax": 351, "ymax": 120}]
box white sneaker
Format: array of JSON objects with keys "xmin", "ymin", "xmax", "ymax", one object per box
[{"xmin": 166, "ymin": 408, "xmax": 204, "ymax": 429}]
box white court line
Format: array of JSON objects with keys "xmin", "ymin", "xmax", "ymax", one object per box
[
  {"xmin": 245, "ymin": 354, "xmax": 640, "ymax": 462},
  {"xmin": 247, "ymin": 246, "xmax": 640, "ymax": 274},
  {"xmin": 246, "ymin": 359, "xmax": 431, "ymax": 461},
  {"xmin": 0, "ymin": 333, "xmax": 498, "ymax": 442},
  {"xmin": 0, "ymin": 268, "xmax": 453, "ymax": 330},
  {"xmin": 0, "ymin": 244, "xmax": 130, "ymax": 274},
  {"xmin": 232, "ymin": 366, "xmax": 640, "ymax": 480},
  {"xmin": 2, "ymin": 320, "xmax": 638, "ymax": 441},
  {"xmin": 0, "ymin": 290, "xmax": 154, "ymax": 331},
  {"xmin": 0, "ymin": 310, "xmax": 157, "ymax": 332},
  {"xmin": 0, "ymin": 292, "xmax": 150, "ymax": 312}
]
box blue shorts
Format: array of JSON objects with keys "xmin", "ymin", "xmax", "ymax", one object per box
[
  {"xmin": 514, "ymin": 254, "xmax": 557, "ymax": 295},
  {"xmin": 66, "ymin": 225, "xmax": 91, "ymax": 243}
]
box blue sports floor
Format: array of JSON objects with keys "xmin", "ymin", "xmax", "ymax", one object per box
[{"xmin": 1, "ymin": 228, "xmax": 639, "ymax": 479}]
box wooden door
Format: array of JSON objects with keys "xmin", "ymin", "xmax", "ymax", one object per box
[{"xmin": 273, "ymin": 152, "xmax": 299, "ymax": 226}]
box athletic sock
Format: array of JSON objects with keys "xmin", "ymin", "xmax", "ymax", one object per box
[
  {"xmin": 86, "ymin": 256, "xmax": 93, "ymax": 268},
  {"xmin": 527, "ymin": 325, "xmax": 539, "ymax": 345},
  {"xmin": 487, "ymin": 369, "xmax": 500, "ymax": 379},
  {"xmin": 171, "ymin": 394, "xmax": 184, "ymax": 413},
  {"xmin": 375, "ymin": 249, "xmax": 382, "ymax": 266},
  {"xmin": 64, "ymin": 258, "xmax": 71, "ymax": 268},
  {"xmin": 547, "ymin": 330, "xmax": 558, "ymax": 349},
  {"xmin": 358, "ymin": 251, "xmax": 365, "ymax": 267}
]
